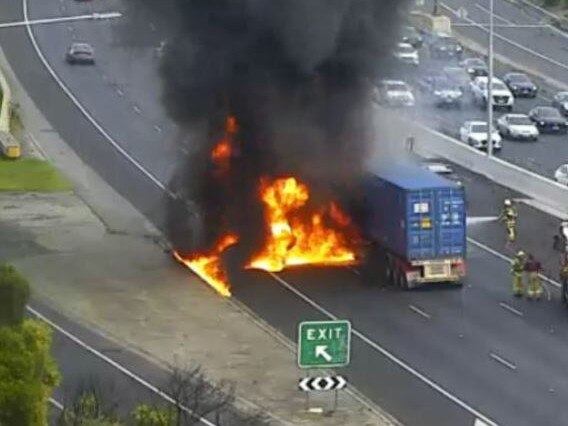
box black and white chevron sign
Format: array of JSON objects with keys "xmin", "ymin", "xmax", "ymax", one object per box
[{"xmin": 299, "ymin": 376, "xmax": 347, "ymax": 392}]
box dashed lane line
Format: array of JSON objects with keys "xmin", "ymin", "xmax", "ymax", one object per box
[
  {"xmin": 499, "ymin": 302, "xmax": 524, "ymax": 317},
  {"xmin": 268, "ymin": 272, "xmax": 499, "ymax": 426},
  {"xmin": 489, "ymin": 352, "xmax": 517, "ymax": 371},
  {"xmin": 409, "ymin": 304, "xmax": 432, "ymax": 320}
]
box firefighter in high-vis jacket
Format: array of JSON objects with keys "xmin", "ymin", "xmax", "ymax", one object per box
[
  {"xmin": 524, "ymin": 253, "xmax": 543, "ymax": 300},
  {"xmin": 511, "ymin": 250, "xmax": 526, "ymax": 297},
  {"xmin": 500, "ymin": 199, "xmax": 518, "ymax": 243}
]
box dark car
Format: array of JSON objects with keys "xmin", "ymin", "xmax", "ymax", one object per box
[
  {"xmin": 459, "ymin": 58, "xmax": 488, "ymax": 78},
  {"xmin": 419, "ymin": 75, "xmax": 463, "ymax": 108},
  {"xmin": 528, "ymin": 106, "xmax": 568, "ymax": 134},
  {"xmin": 400, "ymin": 26, "xmax": 423, "ymax": 48},
  {"xmin": 66, "ymin": 42, "xmax": 95, "ymax": 65},
  {"xmin": 443, "ymin": 66, "xmax": 471, "ymax": 92},
  {"xmin": 428, "ymin": 33, "xmax": 463, "ymax": 59},
  {"xmin": 502, "ymin": 72, "xmax": 538, "ymax": 98},
  {"xmin": 552, "ymin": 91, "xmax": 568, "ymax": 116}
]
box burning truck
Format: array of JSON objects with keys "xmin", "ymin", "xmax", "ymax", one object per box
[{"xmin": 156, "ymin": 0, "xmax": 464, "ymax": 295}]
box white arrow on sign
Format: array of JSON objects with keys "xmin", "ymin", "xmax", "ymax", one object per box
[{"xmin": 315, "ymin": 345, "xmax": 332, "ymax": 362}]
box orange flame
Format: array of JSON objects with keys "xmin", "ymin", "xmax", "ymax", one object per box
[
  {"xmin": 211, "ymin": 116, "xmax": 238, "ymax": 170},
  {"xmin": 173, "ymin": 234, "xmax": 238, "ymax": 297},
  {"xmin": 247, "ymin": 177, "xmax": 358, "ymax": 272}
]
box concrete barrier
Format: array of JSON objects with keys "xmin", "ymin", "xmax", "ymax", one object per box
[
  {"xmin": 0, "ymin": 65, "xmax": 11, "ymax": 132},
  {"xmin": 378, "ymin": 106, "xmax": 568, "ymax": 217},
  {"xmin": 0, "ymin": 63, "xmax": 20, "ymax": 158}
]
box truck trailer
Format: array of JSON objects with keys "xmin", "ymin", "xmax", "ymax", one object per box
[{"xmin": 348, "ymin": 163, "xmax": 467, "ymax": 288}]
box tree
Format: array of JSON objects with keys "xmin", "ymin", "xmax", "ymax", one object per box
[
  {"xmin": 0, "ymin": 263, "xmax": 60, "ymax": 426},
  {"xmin": 0, "ymin": 263, "xmax": 30, "ymax": 326},
  {"xmin": 0, "ymin": 321, "xmax": 60, "ymax": 426}
]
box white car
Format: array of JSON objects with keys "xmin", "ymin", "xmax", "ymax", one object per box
[
  {"xmin": 555, "ymin": 164, "xmax": 568, "ymax": 186},
  {"xmin": 374, "ymin": 80, "xmax": 415, "ymax": 107},
  {"xmin": 459, "ymin": 120, "xmax": 502, "ymax": 151},
  {"xmin": 496, "ymin": 114, "xmax": 539, "ymax": 141},
  {"xmin": 470, "ymin": 76, "xmax": 514, "ymax": 110},
  {"xmin": 393, "ymin": 43, "xmax": 419, "ymax": 65}
]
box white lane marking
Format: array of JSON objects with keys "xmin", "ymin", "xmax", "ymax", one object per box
[
  {"xmin": 268, "ymin": 273, "xmax": 499, "ymax": 426},
  {"xmin": 22, "ymin": 0, "xmax": 174, "ymax": 198},
  {"xmin": 475, "ymin": 3, "xmax": 513, "ymax": 25},
  {"xmin": 489, "ymin": 352, "xmax": 517, "ymax": 371},
  {"xmin": 49, "ymin": 397, "xmax": 64, "ymax": 411},
  {"xmin": 441, "ymin": 2, "xmax": 568, "ymax": 72},
  {"xmin": 27, "ymin": 306, "xmax": 220, "ymax": 426},
  {"xmin": 467, "ymin": 237, "xmax": 561, "ymax": 290},
  {"xmin": 116, "ymin": 88, "xmax": 124, "ymax": 96},
  {"xmin": 154, "ymin": 125, "xmax": 162, "ymax": 133},
  {"xmin": 409, "ymin": 304, "xmax": 431, "ymax": 320},
  {"xmin": 133, "ymin": 105, "xmax": 141, "ymax": 114},
  {"xmin": 499, "ymin": 302, "xmax": 524, "ymax": 317}
]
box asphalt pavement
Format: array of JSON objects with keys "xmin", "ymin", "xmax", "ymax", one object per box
[
  {"xmin": 4, "ymin": 0, "xmax": 568, "ymax": 424},
  {"xmin": 388, "ymin": 41, "xmax": 568, "ymax": 179},
  {"xmin": 31, "ymin": 300, "xmax": 166, "ymax": 418}
]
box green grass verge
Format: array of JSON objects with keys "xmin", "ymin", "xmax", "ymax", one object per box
[{"xmin": 0, "ymin": 158, "xmax": 72, "ymax": 192}]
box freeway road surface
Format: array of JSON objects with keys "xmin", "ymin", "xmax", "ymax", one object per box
[
  {"xmin": 30, "ymin": 301, "xmax": 233, "ymax": 426},
  {"xmin": 3, "ymin": 0, "xmax": 568, "ymax": 424}
]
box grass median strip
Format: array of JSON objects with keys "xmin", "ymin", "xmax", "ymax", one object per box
[{"xmin": 0, "ymin": 158, "xmax": 71, "ymax": 192}]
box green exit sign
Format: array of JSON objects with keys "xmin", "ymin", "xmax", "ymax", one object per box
[{"xmin": 297, "ymin": 320, "xmax": 351, "ymax": 369}]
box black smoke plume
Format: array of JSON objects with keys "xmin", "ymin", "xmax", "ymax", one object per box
[{"xmin": 161, "ymin": 0, "xmax": 409, "ymax": 258}]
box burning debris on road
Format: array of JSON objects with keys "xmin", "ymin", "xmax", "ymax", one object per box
[{"xmin": 160, "ymin": 0, "xmax": 408, "ymax": 295}]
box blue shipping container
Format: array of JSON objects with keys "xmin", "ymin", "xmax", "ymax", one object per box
[{"xmin": 362, "ymin": 164, "xmax": 466, "ymax": 261}]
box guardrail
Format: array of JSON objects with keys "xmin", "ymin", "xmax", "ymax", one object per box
[{"xmin": 0, "ymin": 63, "xmax": 20, "ymax": 158}]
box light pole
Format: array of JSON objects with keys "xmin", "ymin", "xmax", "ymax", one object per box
[
  {"xmin": 433, "ymin": 0, "xmax": 439, "ymax": 16},
  {"xmin": 0, "ymin": 12, "xmax": 121, "ymax": 29},
  {"xmin": 487, "ymin": 0, "xmax": 494, "ymax": 156}
]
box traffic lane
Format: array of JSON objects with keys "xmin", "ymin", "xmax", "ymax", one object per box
[
  {"xmin": 33, "ymin": 300, "xmax": 249, "ymax": 425},
  {"xmin": 30, "ymin": 301, "xmax": 165, "ymax": 417},
  {"xmin": 27, "ymin": 0, "xmax": 177, "ymax": 183},
  {"xmin": 0, "ymin": 24, "xmax": 169, "ymax": 229},
  {"xmin": 277, "ymin": 249, "xmax": 568, "ymax": 426},
  {"xmin": 398, "ymin": 55, "xmax": 568, "ymax": 179},
  {"xmin": 229, "ymin": 267, "xmax": 475, "ymax": 426},
  {"xmin": 59, "ymin": 0, "xmax": 178, "ymax": 129},
  {"xmin": 438, "ymin": 0, "xmax": 568, "ymax": 87},
  {"xmin": 453, "ymin": 159, "xmax": 566, "ymax": 281}
]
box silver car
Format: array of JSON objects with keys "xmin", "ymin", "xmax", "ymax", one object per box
[{"xmin": 66, "ymin": 42, "xmax": 95, "ymax": 65}]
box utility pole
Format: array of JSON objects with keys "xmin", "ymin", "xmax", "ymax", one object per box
[{"xmin": 487, "ymin": 0, "xmax": 494, "ymax": 156}]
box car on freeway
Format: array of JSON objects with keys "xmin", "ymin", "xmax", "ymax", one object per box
[
  {"xmin": 552, "ymin": 91, "xmax": 568, "ymax": 116},
  {"xmin": 428, "ymin": 33, "xmax": 463, "ymax": 59},
  {"xmin": 418, "ymin": 75, "xmax": 462, "ymax": 108},
  {"xmin": 400, "ymin": 26, "xmax": 424, "ymax": 48},
  {"xmin": 459, "ymin": 120, "xmax": 502, "ymax": 151},
  {"xmin": 443, "ymin": 66, "xmax": 471, "ymax": 93},
  {"xmin": 374, "ymin": 80, "xmax": 415, "ymax": 107},
  {"xmin": 459, "ymin": 57, "xmax": 488, "ymax": 78},
  {"xmin": 393, "ymin": 42, "xmax": 419, "ymax": 66},
  {"xmin": 420, "ymin": 159, "xmax": 463, "ymax": 186},
  {"xmin": 528, "ymin": 106, "xmax": 568, "ymax": 134},
  {"xmin": 554, "ymin": 164, "xmax": 568, "ymax": 185},
  {"xmin": 496, "ymin": 114, "xmax": 539, "ymax": 141},
  {"xmin": 470, "ymin": 76, "xmax": 514, "ymax": 111},
  {"xmin": 65, "ymin": 42, "xmax": 95, "ymax": 65},
  {"xmin": 502, "ymin": 72, "xmax": 538, "ymax": 98}
]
